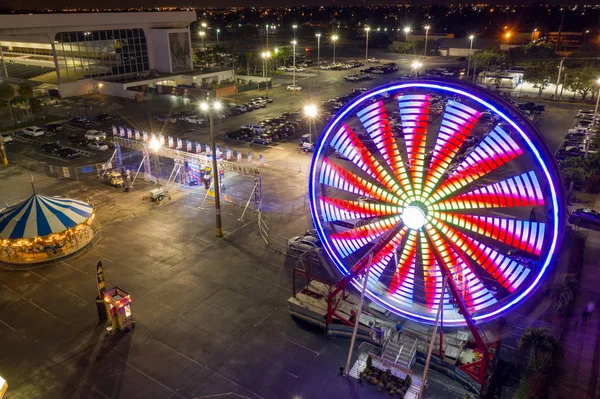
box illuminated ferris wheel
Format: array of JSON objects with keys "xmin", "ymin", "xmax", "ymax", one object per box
[{"xmin": 309, "ymin": 80, "xmax": 564, "ymax": 325}]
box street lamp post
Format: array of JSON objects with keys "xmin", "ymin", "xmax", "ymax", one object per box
[
  {"xmin": 403, "ymin": 26, "xmax": 411, "ymax": 43},
  {"xmin": 261, "ymin": 51, "xmax": 271, "ymax": 97},
  {"xmin": 365, "ymin": 27, "xmax": 370, "ymax": 61},
  {"xmin": 316, "ymin": 33, "xmax": 321, "ymax": 73},
  {"xmin": 304, "ymin": 104, "xmax": 318, "ymax": 144},
  {"xmin": 149, "ymin": 138, "xmax": 161, "ymax": 186},
  {"xmin": 292, "ymin": 24, "xmax": 297, "ymax": 40},
  {"xmin": 585, "ymin": 78, "xmax": 600, "ymax": 158},
  {"xmin": 531, "ymin": 28, "xmax": 537, "ymax": 43},
  {"xmin": 200, "ymin": 100, "xmax": 224, "ymax": 238},
  {"xmin": 291, "ymin": 40, "xmax": 297, "ymax": 92},
  {"xmin": 266, "ymin": 24, "xmax": 269, "ymax": 51},
  {"xmin": 199, "ymin": 31, "xmax": 206, "ymax": 50},
  {"xmin": 424, "ymin": 25, "xmax": 430, "ymax": 57},
  {"xmin": 216, "ymin": 29, "xmax": 220, "ymax": 45},
  {"xmin": 331, "ymin": 35, "xmax": 338, "ymax": 65},
  {"xmin": 467, "ymin": 35, "xmax": 474, "ymax": 77}
]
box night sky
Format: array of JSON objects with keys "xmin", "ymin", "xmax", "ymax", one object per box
[{"xmin": 0, "ymin": 0, "xmax": 594, "ymax": 12}]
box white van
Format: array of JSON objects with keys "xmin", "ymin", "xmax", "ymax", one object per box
[
  {"xmin": 241, "ymin": 124, "xmax": 262, "ymax": 133},
  {"xmin": 23, "ymin": 126, "xmax": 45, "ymax": 137}
]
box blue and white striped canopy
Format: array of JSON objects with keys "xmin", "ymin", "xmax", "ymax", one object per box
[{"xmin": 0, "ymin": 194, "xmax": 94, "ymax": 240}]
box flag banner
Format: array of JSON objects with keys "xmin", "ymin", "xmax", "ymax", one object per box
[
  {"xmin": 168, "ymin": 136, "xmax": 174, "ymax": 148},
  {"xmin": 177, "ymin": 138, "xmax": 183, "ymax": 150},
  {"xmin": 159, "ymin": 134, "xmax": 165, "ymax": 145},
  {"xmin": 127, "ymin": 128, "xmax": 133, "ymax": 139},
  {"xmin": 142, "ymin": 131, "xmax": 149, "ymax": 142},
  {"xmin": 112, "ymin": 126, "xmax": 117, "ymax": 136},
  {"xmin": 119, "ymin": 127, "xmax": 125, "ymax": 137},
  {"xmin": 196, "ymin": 141, "xmax": 201, "ymax": 154},
  {"xmin": 135, "ymin": 129, "xmax": 141, "ymax": 140},
  {"xmin": 187, "ymin": 140, "xmax": 192, "ymax": 152}
]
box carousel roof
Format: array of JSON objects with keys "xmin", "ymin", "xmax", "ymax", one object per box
[{"xmin": 0, "ymin": 194, "xmax": 94, "ymax": 240}]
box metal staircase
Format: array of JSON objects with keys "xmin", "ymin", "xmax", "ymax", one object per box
[{"xmin": 382, "ymin": 333, "xmax": 418, "ymax": 369}]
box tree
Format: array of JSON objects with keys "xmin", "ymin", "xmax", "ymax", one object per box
[
  {"xmin": 243, "ymin": 52, "xmax": 253, "ymax": 75},
  {"xmin": 518, "ymin": 327, "xmax": 561, "ymax": 371},
  {"xmin": 18, "ymin": 82, "xmax": 34, "ymax": 121},
  {"xmin": 0, "ymin": 82, "xmax": 16, "ymax": 123},
  {"xmin": 471, "ymin": 49, "xmax": 508, "ymax": 71},
  {"xmin": 551, "ymin": 274, "xmax": 579, "ymax": 315},
  {"xmin": 565, "ymin": 65, "xmax": 598, "ymax": 101},
  {"xmin": 523, "ymin": 61, "xmax": 558, "ymax": 98}
]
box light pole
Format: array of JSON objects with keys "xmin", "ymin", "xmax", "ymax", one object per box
[
  {"xmin": 291, "ymin": 40, "xmax": 297, "ymax": 92},
  {"xmin": 292, "ymin": 24, "xmax": 297, "ymax": 40},
  {"xmin": 149, "ymin": 138, "xmax": 161, "ymax": 186},
  {"xmin": 403, "ymin": 26, "xmax": 411, "ymax": 43},
  {"xmin": 199, "ymin": 31, "xmax": 206, "ymax": 50},
  {"xmin": 531, "ymin": 28, "xmax": 537, "ymax": 43},
  {"xmin": 583, "ymin": 29, "xmax": 590, "ymax": 44},
  {"xmin": 0, "ymin": 135, "xmax": 8, "ymax": 165},
  {"xmin": 585, "ymin": 78, "xmax": 600, "ymax": 158},
  {"xmin": 265, "ymin": 24, "xmax": 269, "ymax": 50},
  {"xmin": 200, "ymin": 100, "xmax": 224, "ymax": 238},
  {"xmin": 365, "ymin": 27, "xmax": 370, "ymax": 61},
  {"xmin": 424, "ymin": 25, "xmax": 430, "ymax": 57},
  {"xmin": 304, "ymin": 104, "xmax": 318, "ymax": 144},
  {"xmin": 505, "ymin": 31, "xmax": 512, "ymax": 46},
  {"xmin": 316, "ymin": 33, "xmax": 321, "ymax": 72},
  {"xmin": 216, "ymin": 28, "xmax": 220, "ymax": 45},
  {"xmin": 467, "ymin": 35, "xmax": 474, "ymax": 77},
  {"xmin": 331, "ymin": 34, "xmax": 338, "ymax": 65},
  {"xmin": 411, "ymin": 60, "xmax": 422, "ymax": 76},
  {"xmin": 261, "ymin": 51, "xmax": 271, "ymax": 97}
]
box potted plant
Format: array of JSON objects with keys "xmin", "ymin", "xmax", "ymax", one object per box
[{"xmin": 377, "ymin": 382, "xmax": 385, "ymax": 392}]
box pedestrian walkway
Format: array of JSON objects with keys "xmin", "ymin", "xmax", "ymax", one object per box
[{"xmin": 553, "ymin": 230, "xmax": 600, "ymax": 399}]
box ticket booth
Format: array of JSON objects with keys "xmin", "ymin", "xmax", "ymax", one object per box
[{"xmin": 103, "ymin": 287, "xmax": 135, "ymax": 332}]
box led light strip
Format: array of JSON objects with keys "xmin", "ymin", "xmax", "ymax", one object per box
[
  {"xmin": 432, "ymin": 212, "xmax": 545, "ymax": 255},
  {"xmin": 419, "ymin": 230, "xmax": 450, "ymax": 311},
  {"xmin": 387, "ymin": 230, "xmax": 417, "ymax": 305},
  {"xmin": 431, "ymin": 171, "xmax": 545, "ymax": 211},
  {"xmin": 398, "ymin": 94, "xmax": 431, "ymax": 200},
  {"xmin": 422, "ymin": 100, "xmax": 481, "ymax": 198},
  {"xmin": 330, "ymin": 216, "xmax": 402, "ymax": 258},
  {"xmin": 357, "ymin": 101, "xmax": 414, "ymax": 199},
  {"xmin": 319, "ymin": 197, "xmax": 403, "ymax": 222},
  {"xmin": 427, "ymin": 126, "xmax": 523, "ymax": 205},
  {"xmin": 329, "ymin": 124, "xmax": 405, "ymax": 200}
]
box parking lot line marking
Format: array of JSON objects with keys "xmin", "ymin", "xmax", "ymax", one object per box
[{"xmin": 34, "ymin": 152, "xmax": 70, "ymax": 163}]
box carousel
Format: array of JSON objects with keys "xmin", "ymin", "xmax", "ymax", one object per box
[{"xmin": 0, "ymin": 194, "xmax": 97, "ymax": 265}]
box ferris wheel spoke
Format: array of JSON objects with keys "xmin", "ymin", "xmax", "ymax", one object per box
[
  {"xmin": 319, "ymin": 197, "xmax": 403, "ymax": 222},
  {"xmin": 357, "ymin": 101, "xmax": 414, "ymax": 198},
  {"xmin": 386, "ymin": 230, "xmax": 417, "ymax": 306},
  {"xmin": 426, "ymin": 126, "xmax": 523, "ymax": 205},
  {"xmin": 330, "ymin": 216, "xmax": 402, "ymax": 258},
  {"xmin": 329, "ymin": 124, "xmax": 405, "ymax": 198},
  {"xmin": 430, "ymin": 171, "xmax": 545, "ymax": 211},
  {"xmin": 364, "ymin": 227, "xmax": 409, "ymax": 291},
  {"xmin": 431, "ymin": 211, "xmax": 546, "ymax": 256},
  {"xmin": 422, "ymin": 100, "xmax": 481, "ymax": 199},
  {"xmin": 424, "ymin": 225, "xmax": 498, "ymax": 313},
  {"xmin": 397, "ymin": 94, "xmax": 432, "ymax": 199},
  {"xmin": 428, "ymin": 217, "xmax": 531, "ymax": 293},
  {"xmin": 419, "ymin": 231, "xmax": 450, "ymax": 312},
  {"xmin": 319, "ymin": 159, "xmax": 404, "ymax": 205}
]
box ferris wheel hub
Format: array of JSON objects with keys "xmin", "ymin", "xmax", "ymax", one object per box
[{"xmin": 401, "ymin": 205, "xmax": 427, "ymax": 230}]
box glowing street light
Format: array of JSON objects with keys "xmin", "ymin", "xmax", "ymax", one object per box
[
  {"xmin": 199, "ymin": 31, "xmax": 206, "ymax": 50},
  {"xmin": 199, "ymin": 100, "xmax": 224, "ymax": 237},
  {"xmin": 304, "ymin": 104, "xmax": 318, "ymax": 144},
  {"xmin": 411, "ymin": 60, "xmax": 423, "ymax": 76},
  {"xmin": 424, "ymin": 25, "xmax": 430, "ymax": 57},
  {"xmin": 365, "ymin": 27, "xmax": 371, "ymax": 61},
  {"xmin": 216, "ymin": 28, "xmax": 220, "ymax": 45},
  {"xmin": 261, "ymin": 51, "xmax": 271, "ymax": 97},
  {"xmin": 201, "ymin": 22, "xmax": 207, "ymax": 29},
  {"xmin": 292, "ymin": 24, "xmax": 298, "ymax": 40},
  {"xmin": 331, "ymin": 34, "xmax": 339, "ymax": 64},
  {"xmin": 467, "ymin": 35, "xmax": 475, "ymax": 77},
  {"xmin": 403, "ymin": 26, "xmax": 411, "ymax": 42}
]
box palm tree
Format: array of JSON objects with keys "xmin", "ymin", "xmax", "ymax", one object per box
[
  {"xmin": 518, "ymin": 327, "xmax": 561, "ymax": 371},
  {"xmin": 18, "ymin": 81, "xmax": 33, "ymax": 122},
  {"xmin": 0, "ymin": 82, "xmax": 16, "ymax": 124}
]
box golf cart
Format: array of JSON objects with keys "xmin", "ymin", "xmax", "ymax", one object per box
[{"xmin": 106, "ymin": 170, "xmax": 125, "ymax": 188}]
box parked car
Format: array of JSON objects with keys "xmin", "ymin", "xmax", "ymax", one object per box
[
  {"xmin": 568, "ymin": 208, "xmax": 600, "ymax": 226},
  {"xmin": 57, "ymin": 147, "xmax": 80, "ymax": 159},
  {"xmin": 225, "ymin": 129, "xmax": 252, "ymax": 141},
  {"xmin": 45, "ymin": 123, "xmax": 64, "ymax": 132},
  {"xmin": 234, "ymin": 105, "xmax": 248, "ymax": 113},
  {"xmin": 88, "ymin": 141, "xmax": 109, "ymax": 151},
  {"xmin": 251, "ymin": 134, "xmax": 273, "ymax": 145},
  {"xmin": 287, "ymin": 84, "xmax": 302, "ymax": 91},
  {"xmin": 70, "ymin": 117, "xmax": 90, "ymax": 127},
  {"xmin": 85, "ymin": 130, "xmax": 106, "ymax": 141},
  {"xmin": 255, "ymin": 96, "xmax": 273, "ymax": 103},
  {"xmin": 242, "ymin": 103, "xmax": 256, "ymax": 111},
  {"xmin": 155, "ymin": 114, "xmax": 177, "ymax": 124},
  {"xmin": 367, "ymin": 58, "xmax": 379, "ymax": 63},
  {"xmin": 68, "ymin": 135, "xmax": 89, "ymax": 147},
  {"xmin": 96, "ymin": 113, "xmax": 114, "ymax": 121},
  {"xmin": 287, "ymin": 235, "xmax": 322, "ymax": 258},
  {"xmin": 0, "ymin": 132, "xmax": 14, "ymax": 143},
  {"xmin": 23, "ymin": 126, "xmax": 45, "ymax": 137},
  {"xmin": 184, "ymin": 115, "xmax": 205, "ymax": 125},
  {"xmin": 241, "ymin": 124, "xmax": 263, "ymax": 133},
  {"xmin": 41, "ymin": 142, "xmax": 61, "ymax": 153}
]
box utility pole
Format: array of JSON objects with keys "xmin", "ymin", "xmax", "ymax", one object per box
[
  {"xmin": 424, "ymin": 26, "xmax": 430, "ymax": 57},
  {"xmin": 0, "ymin": 135, "xmax": 8, "ymax": 165},
  {"xmin": 467, "ymin": 35, "xmax": 474, "ymax": 77},
  {"xmin": 201, "ymin": 101, "xmax": 224, "ymax": 237},
  {"xmin": 585, "ymin": 79, "xmax": 600, "ymax": 158},
  {"xmin": 365, "ymin": 27, "xmax": 370, "ymax": 61},
  {"xmin": 292, "ymin": 40, "xmax": 297, "ymax": 92},
  {"xmin": 554, "ymin": 58, "xmax": 565, "ymax": 101},
  {"xmin": 316, "ymin": 33, "xmax": 321, "ymax": 74},
  {"xmin": 555, "ymin": 7, "xmax": 566, "ymax": 53}
]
